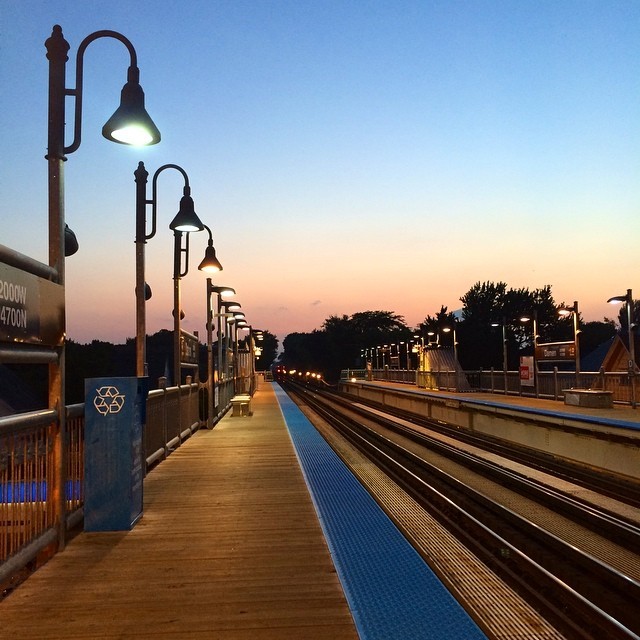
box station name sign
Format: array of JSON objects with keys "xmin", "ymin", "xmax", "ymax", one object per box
[
  {"xmin": 535, "ymin": 341, "xmax": 576, "ymax": 362},
  {"xmin": 0, "ymin": 261, "xmax": 64, "ymax": 346}
]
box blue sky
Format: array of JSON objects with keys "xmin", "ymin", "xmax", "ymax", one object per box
[{"xmin": 1, "ymin": 1, "xmax": 638, "ymax": 345}]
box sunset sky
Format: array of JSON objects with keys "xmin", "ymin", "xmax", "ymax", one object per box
[{"xmin": 2, "ymin": 1, "xmax": 638, "ymax": 347}]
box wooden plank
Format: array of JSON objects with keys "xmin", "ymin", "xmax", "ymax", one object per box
[{"xmin": 1, "ymin": 385, "xmax": 358, "ymax": 639}]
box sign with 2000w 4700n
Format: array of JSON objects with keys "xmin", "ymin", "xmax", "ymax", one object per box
[{"xmin": 0, "ymin": 261, "xmax": 64, "ymax": 346}]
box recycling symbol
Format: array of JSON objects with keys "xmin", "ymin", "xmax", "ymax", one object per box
[{"xmin": 94, "ymin": 386, "xmax": 126, "ymax": 415}]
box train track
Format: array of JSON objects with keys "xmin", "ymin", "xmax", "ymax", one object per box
[
  {"xmin": 334, "ymin": 385, "xmax": 640, "ymax": 509},
  {"xmin": 282, "ymin": 380, "xmax": 640, "ymax": 640}
]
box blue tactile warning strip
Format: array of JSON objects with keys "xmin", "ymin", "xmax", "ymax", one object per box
[{"xmin": 274, "ymin": 383, "xmax": 487, "ymax": 640}]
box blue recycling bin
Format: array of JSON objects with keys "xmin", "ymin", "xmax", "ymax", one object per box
[{"xmin": 84, "ymin": 377, "xmax": 148, "ymax": 531}]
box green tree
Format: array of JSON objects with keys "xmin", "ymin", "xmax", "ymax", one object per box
[
  {"xmin": 417, "ymin": 306, "xmax": 457, "ymax": 346},
  {"xmin": 579, "ymin": 320, "xmax": 616, "ymax": 361},
  {"xmin": 458, "ymin": 281, "xmax": 508, "ymax": 369},
  {"xmin": 281, "ymin": 310, "xmax": 412, "ymax": 382},
  {"xmin": 458, "ymin": 281, "xmax": 562, "ymax": 370}
]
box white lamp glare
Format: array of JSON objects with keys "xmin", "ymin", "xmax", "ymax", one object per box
[{"xmin": 110, "ymin": 124, "xmax": 154, "ymax": 146}]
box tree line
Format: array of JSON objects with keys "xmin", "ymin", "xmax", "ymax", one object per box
[
  {"xmin": 3, "ymin": 329, "xmax": 279, "ymax": 408},
  {"xmin": 280, "ymin": 281, "xmax": 636, "ymax": 383}
]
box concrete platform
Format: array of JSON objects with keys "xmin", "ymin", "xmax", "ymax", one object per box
[
  {"xmin": 340, "ymin": 379, "xmax": 640, "ymax": 482},
  {"xmin": 344, "ymin": 380, "xmax": 640, "ymax": 427}
]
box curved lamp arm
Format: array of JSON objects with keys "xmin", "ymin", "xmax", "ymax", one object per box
[
  {"xmin": 149, "ymin": 164, "xmax": 191, "ymax": 241},
  {"xmin": 135, "ymin": 161, "xmax": 202, "ymax": 243},
  {"xmin": 65, "ymin": 29, "xmax": 137, "ymax": 153},
  {"xmin": 44, "ymin": 25, "xmax": 160, "ymax": 155}
]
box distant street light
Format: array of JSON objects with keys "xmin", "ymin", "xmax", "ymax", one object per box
[
  {"xmin": 558, "ymin": 300, "xmax": 581, "ymax": 378},
  {"xmin": 222, "ymin": 302, "xmax": 241, "ymax": 388},
  {"xmin": 442, "ymin": 321, "xmax": 459, "ymax": 363},
  {"xmin": 520, "ymin": 312, "xmax": 538, "ymax": 397},
  {"xmin": 491, "ymin": 318, "xmax": 508, "ymax": 394},
  {"xmin": 607, "ymin": 288, "xmax": 636, "ymax": 408},
  {"xmin": 206, "ymin": 281, "xmax": 235, "ymax": 427},
  {"xmin": 172, "ymin": 224, "xmax": 222, "ymax": 386}
]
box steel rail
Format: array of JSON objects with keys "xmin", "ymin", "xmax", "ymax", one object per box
[
  {"xmin": 335, "ymin": 394, "xmax": 640, "ymax": 549},
  {"xmin": 333, "ymin": 385, "xmax": 640, "ymax": 508}
]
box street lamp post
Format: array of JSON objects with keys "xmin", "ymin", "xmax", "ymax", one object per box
[
  {"xmin": 135, "ymin": 162, "xmax": 205, "ymax": 377},
  {"xmin": 235, "ymin": 319, "xmax": 249, "ymax": 394},
  {"xmin": 491, "ymin": 318, "xmax": 508, "ymax": 394},
  {"xmin": 173, "ymin": 224, "xmax": 222, "ymax": 387},
  {"xmin": 442, "ymin": 321, "xmax": 459, "ymax": 391},
  {"xmin": 221, "ymin": 301, "xmax": 242, "ymax": 391},
  {"xmin": 558, "ymin": 300, "xmax": 581, "ymax": 382},
  {"xmin": 520, "ymin": 312, "xmax": 539, "ymax": 397},
  {"xmin": 46, "ymin": 24, "xmax": 160, "ymax": 549},
  {"xmin": 608, "ymin": 289, "xmax": 636, "ymax": 408},
  {"xmin": 206, "ymin": 281, "xmax": 235, "ymax": 428},
  {"xmin": 413, "ymin": 334, "xmax": 425, "ymax": 371},
  {"xmin": 442, "ymin": 323, "xmax": 458, "ymax": 362}
]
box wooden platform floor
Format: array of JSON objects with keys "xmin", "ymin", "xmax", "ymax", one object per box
[{"xmin": 1, "ymin": 384, "xmax": 359, "ymax": 639}]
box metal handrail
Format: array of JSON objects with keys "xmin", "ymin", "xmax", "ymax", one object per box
[
  {"xmin": 341, "ymin": 368, "xmax": 637, "ymax": 405},
  {"xmin": 0, "ymin": 378, "xmax": 232, "ymax": 589}
]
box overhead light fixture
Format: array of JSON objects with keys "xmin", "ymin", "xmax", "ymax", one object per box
[
  {"xmin": 198, "ymin": 225, "xmax": 223, "ymax": 273},
  {"xmin": 102, "ymin": 65, "xmax": 161, "ymax": 145},
  {"xmin": 169, "ymin": 189, "xmax": 204, "ymax": 232}
]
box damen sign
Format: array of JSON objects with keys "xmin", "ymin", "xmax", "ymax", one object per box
[
  {"xmin": 535, "ymin": 341, "xmax": 576, "ymax": 362},
  {"xmin": 0, "ymin": 262, "xmax": 64, "ymax": 346}
]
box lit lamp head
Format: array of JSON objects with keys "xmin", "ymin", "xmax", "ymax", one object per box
[
  {"xmin": 211, "ymin": 285, "xmax": 236, "ymax": 298},
  {"xmin": 198, "ymin": 225, "xmax": 223, "ymax": 273},
  {"xmin": 169, "ymin": 188, "xmax": 204, "ymax": 232},
  {"xmin": 557, "ymin": 302, "xmax": 578, "ymax": 317},
  {"xmin": 607, "ymin": 293, "xmax": 630, "ymax": 305},
  {"xmin": 102, "ymin": 65, "xmax": 161, "ymax": 145},
  {"xmin": 198, "ymin": 244, "xmax": 223, "ymax": 273}
]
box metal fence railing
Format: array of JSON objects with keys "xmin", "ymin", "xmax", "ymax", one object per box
[
  {"xmin": 341, "ymin": 368, "xmax": 637, "ymax": 405},
  {"xmin": 0, "ymin": 376, "xmax": 242, "ymax": 591}
]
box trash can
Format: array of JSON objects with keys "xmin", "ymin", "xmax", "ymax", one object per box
[{"xmin": 84, "ymin": 376, "xmax": 148, "ymax": 531}]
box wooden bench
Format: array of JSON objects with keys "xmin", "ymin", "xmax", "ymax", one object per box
[
  {"xmin": 230, "ymin": 394, "xmax": 252, "ymax": 417},
  {"xmin": 563, "ymin": 389, "xmax": 613, "ymax": 409}
]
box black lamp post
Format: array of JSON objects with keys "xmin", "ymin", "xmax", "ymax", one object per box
[
  {"xmin": 221, "ymin": 301, "xmax": 241, "ymax": 391},
  {"xmin": 171, "ymin": 225, "xmax": 222, "ymax": 387},
  {"xmin": 520, "ymin": 311, "xmax": 539, "ymax": 397},
  {"xmin": 607, "ymin": 289, "xmax": 636, "ymax": 408},
  {"xmin": 135, "ymin": 162, "xmax": 205, "ymax": 378},
  {"xmin": 45, "ymin": 25, "xmax": 160, "ymax": 549},
  {"xmin": 47, "ymin": 25, "xmax": 160, "ymax": 283},
  {"xmin": 558, "ymin": 301, "xmax": 581, "ymax": 379},
  {"xmin": 491, "ymin": 318, "xmax": 508, "ymax": 394},
  {"xmin": 206, "ymin": 281, "xmax": 236, "ymax": 427}
]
